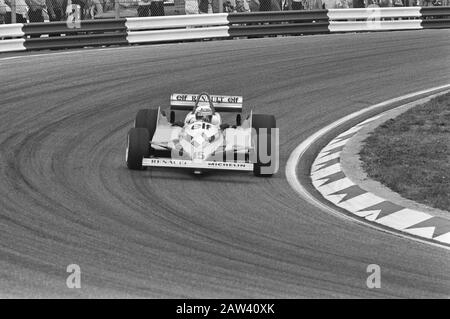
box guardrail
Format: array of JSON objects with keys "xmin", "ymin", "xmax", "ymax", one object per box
[{"xmin": 1, "ymin": 7, "xmax": 449, "ymax": 53}]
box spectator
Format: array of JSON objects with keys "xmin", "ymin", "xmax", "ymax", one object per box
[
  {"xmin": 322, "ymin": 0, "xmax": 335, "ymax": 8},
  {"xmin": 223, "ymin": 0, "xmax": 235, "ymax": 11},
  {"xmin": 236, "ymin": 0, "xmax": 250, "ymax": 11},
  {"xmin": 3, "ymin": 0, "xmax": 28, "ymax": 23},
  {"xmin": 185, "ymin": 0, "xmax": 199, "ymax": 13},
  {"xmin": 306, "ymin": 0, "xmax": 322, "ymax": 8},
  {"xmin": 272, "ymin": 0, "xmax": 282, "ymax": 9},
  {"xmin": 25, "ymin": 0, "xmax": 46, "ymax": 23},
  {"xmin": 46, "ymin": 0, "xmax": 67, "ymax": 21},
  {"xmin": 291, "ymin": 0, "xmax": 304, "ymax": 9},
  {"xmin": 259, "ymin": 0, "xmax": 270, "ymax": 10},
  {"xmin": 137, "ymin": 0, "xmax": 165, "ymax": 17},
  {"xmin": 70, "ymin": 0, "xmax": 87, "ymax": 19},
  {"xmin": 86, "ymin": 0, "xmax": 103, "ymax": 18},
  {"xmin": 150, "ymin": 0, "xmax": 164, "ymax": 15},
  {"xmin": 137, "ymin": 0, "xmax": 151, "ymax": 16},
  {"xmin": 379, "ymin": 0, "xmax": 392, "ymax": 6},
  {"xmin": 259, "ymin": 0, "xmax": 281, "ymax": 11},
  {"xmin": 352, "ymin": 0, "xmax": 364, "ymax": 7},
  {"xmin": 1, "ymin": 0, "xmax": 10, "ymax": 22},
  {"xmin": 335, "ymin": 0, "xmax": 349, "ymax": 7},
  {"xmin": 199, "ymin": 0, "xmax": 209, "ymax": 13},
  {"xmin": 249, "ymin": 0, "xmax": 259, "ymax": 10},
  {"xmin": 211, "ymin": 0, "xmax": 221, "ymax": 12}
]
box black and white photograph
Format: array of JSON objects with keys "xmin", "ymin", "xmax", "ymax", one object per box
[{"xmin": 0, "ymin": 0, "xmax": 449, "ymax": 306}]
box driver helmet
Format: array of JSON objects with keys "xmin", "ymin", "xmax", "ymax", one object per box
[{"xmin": 195, "ymin": 106, "xmax": 213, "ymax": 123}]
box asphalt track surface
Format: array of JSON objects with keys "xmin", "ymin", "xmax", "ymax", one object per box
[{"xmin": 0, "ymin": 30, "xmax": 449, "ymax": 298}]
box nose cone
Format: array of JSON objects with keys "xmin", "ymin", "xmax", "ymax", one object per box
[{"xmin": 180, "ymin": 122, "xmax": 220, "ymax": 160}]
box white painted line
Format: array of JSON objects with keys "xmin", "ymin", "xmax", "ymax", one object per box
[{"xmin": 285, "ymin": 84, "xmax": 450, "ymax": 250}]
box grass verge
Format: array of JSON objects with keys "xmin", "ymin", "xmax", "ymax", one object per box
[{"xmin": 359, "ymin": 92, "xmax": 450, "ymax": 211}]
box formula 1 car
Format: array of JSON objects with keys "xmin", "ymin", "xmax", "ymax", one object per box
[{"xmin": 126, "ymin": 92, "xmax": 278, "ymax": 176}]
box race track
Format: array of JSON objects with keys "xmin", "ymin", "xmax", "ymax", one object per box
[{"xmin": 0, "ymin": 30, "xmax": 449, "ymax": 298}]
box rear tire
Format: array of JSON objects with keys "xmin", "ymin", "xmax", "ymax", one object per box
[
  {"xmin": 126, "ymin": 128, "xmax": 150, "ymax": 170},
  {"xmin": 252, "ymin": 114, "xmax": 277, "ymax": 177}
]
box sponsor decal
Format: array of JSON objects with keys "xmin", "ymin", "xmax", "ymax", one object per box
[
  {"xmin": 150, "ymin": 159, "xmax": 190, "ymax": 166},
  {"xmin": 172, "ymin": 94, "xmax": 242, "ymax": 105},
  {"xmin": 148, "ymin": 158, "xmax": 249, "ymax": 169},
  {"xmin": 206, "ymin": 162, "xmax": 247, "ymax": 168}
]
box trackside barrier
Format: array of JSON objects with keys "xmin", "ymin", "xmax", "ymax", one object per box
[
  {"xmin": 127, "ymin": 26, "xmax": 230, "ymax": 44},
  {"xmin": 227, "ymin": 10, "xmax": 331, "ymax": 37},
  {"xmin": 126, "ymin": 13, "xmax": 229, "ymax": 30},
  {"xmin": 326, "ymin": 7, "xmax": 422, "ymax": 20},
  {"xmin": 0, "ymin": 7, "xmax": 449, "ymax": 53},
  {"xmin": 0, "ymin": 24, "xmax": 25, "ymax": 38},
  {"xmin": 328, "ymin": 20, "xmax": 423, "ymax": 32}
]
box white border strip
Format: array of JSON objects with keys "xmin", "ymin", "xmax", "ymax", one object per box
[
  {"xmin": 0, "ymin": 39, "xmax": 26, "ymax": 53},
  {"xmin": 327, "ymin": 7, "xmax": 422, "ymax": 20},
  {"xmin": 285, "ymin": 84, "xmax": 450, "ymax": 250},
  {"xmin": 126, "ymin": 14, "xmax": 229, "ymax": 30},
  {"xmin": 127, "ymin": 26, "xmax": 230, "ymax": 44}
]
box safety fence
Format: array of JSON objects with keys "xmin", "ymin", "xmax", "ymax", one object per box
[
  {"xmin": 2, "ymin": 1, "xmax": 450, "ymax": 23},
  {"xmin": 0, "ymin": 6, "xmax": 449, "ymax": 52}
]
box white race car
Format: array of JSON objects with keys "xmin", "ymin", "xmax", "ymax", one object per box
[{"xmin": 126, "ymin": 92, "xmax": 278, "ymax": 176}]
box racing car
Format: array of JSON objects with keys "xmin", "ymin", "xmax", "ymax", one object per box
[{"xmin": 125, "ymin": 92, "xmax": 278, "ymax": 176}]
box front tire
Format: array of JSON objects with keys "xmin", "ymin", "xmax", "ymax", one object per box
[
  {"xmin": 135, "ymin": 108, "xmax": 158, "ymax": 138},
  {"xmin": 126, "ymin": 128, "xmax": 150, "ymax": 170},
  {"xmin": 252, "ymin": 114, "xmax": 277, "ymax": 177}
]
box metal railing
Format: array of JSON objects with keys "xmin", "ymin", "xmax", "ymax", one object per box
[{"xmin": 2, "ymin": 0, "xmax": 450, "ymax": 24}]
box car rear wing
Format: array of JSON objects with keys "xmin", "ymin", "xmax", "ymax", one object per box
[{"xmin": 170, "ymin": 93, "xmax": 243, "ymax": 113}]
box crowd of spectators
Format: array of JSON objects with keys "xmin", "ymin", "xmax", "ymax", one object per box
[
  {"xmin": 1, "ymin": 0, "xmax": 449, "ymax": 23},
  {"xmin": 0, "ymin": 0, "xmax": 112, "ymax": 22},
  {"xmin": 187, "ymin": 0, "xmax": 448, "ymax": 13}
]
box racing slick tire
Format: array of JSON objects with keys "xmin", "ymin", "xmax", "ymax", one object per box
[
  {"xmin": 126, "ymin": 128, "xmax": 150, "ymax": 170},
  {"xmin": 252, "ymin": 114, "xmax": 277, "ymax": 177},
  {"xmin": 135, "ymin": 108, "xmax": 158, "ymax": 139}
]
